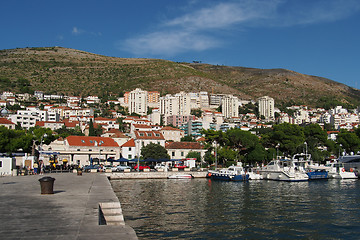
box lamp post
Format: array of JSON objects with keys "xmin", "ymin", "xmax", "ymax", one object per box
[
  {"xmin": 136, "ymin": 140, "xmax": 140, "ymax": 172},
  {"xmin": 304, "ymin": 142, "xmax": 307, "ymax": 160},
  {"xmin": 213, "ymin": 140, "xmax": 217, "ymax": 170},
  {"xmin": 339, "ymin": 144, "xmax": 342, "ymax": 158}
]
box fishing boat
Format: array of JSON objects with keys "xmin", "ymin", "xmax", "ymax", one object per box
[
  {"xmin": 210, "ymin": 165, "xmax": 249, "ymax": 181},
  {"xmin": 322, "ymin": 161, "xmax": 357, "ymax": 179},
  {"xmin": 167, "ymin": 174, "xmax": 193, "ymax": 179},
  {"xmin": 260, "ymin": 158, "xmax": 309, "ymax": 182},
  {"xmin": 292, "ymin": 153, "xmax": 328, "ymax": 180}
]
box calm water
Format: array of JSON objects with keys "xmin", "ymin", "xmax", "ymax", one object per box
[{"xmin": 111, "ymin": 179, "xmax": 360, "ymax": 240}]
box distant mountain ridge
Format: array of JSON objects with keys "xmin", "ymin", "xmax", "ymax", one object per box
[{"xmin": 1, "ymin": 47, "xmax": 359, "ymax": 107}]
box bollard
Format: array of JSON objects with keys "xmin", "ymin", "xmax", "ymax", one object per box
[{"xmin": 38, "ymin": 176, "xmax": 56, "ymax": 194}]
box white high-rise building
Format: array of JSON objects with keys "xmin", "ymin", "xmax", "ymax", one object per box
[
  {"xmin": 258, "ymin": 96, "xmax": 274, "ymax": 120},
  {"xmin": 159, "ymin": 92, "xmax": 191, "ymax": 117},
  {"xmin": 222, "ymin": 95, "xmax": 239, "ymax": 119},
  {"xmin": 129, "ymin": 88, "xmax": 148, "ymax": 116}
]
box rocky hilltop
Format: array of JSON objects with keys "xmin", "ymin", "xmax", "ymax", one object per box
[{"xmin": 1, "ymin": 47, "xmax": 359, "ymax": 107}]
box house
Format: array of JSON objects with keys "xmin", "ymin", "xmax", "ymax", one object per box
[
  {"xmin": 121, "ymin": 139, "xmax": 136, "ymax": 160},
  {"xmin": 165, "ymin": 142, "xmax": 206, "ymax": 160},
  {"xmin": 0, "ymin": 118, "xmax": 16, "ymax": 129},
  {"xmin": 133, "ymin": 130, "xmax": 166, "ymax": 156},
  {"xmin": 161, "ymin": 126, "xmax": 184, "ymax": 142},
  {"xmin": 43, "ymin": 136, "xmax": 120, "ymax": 167},
  {"xmin": 101, "ymin": 129, "xmax": 130, "ymax": 147}
]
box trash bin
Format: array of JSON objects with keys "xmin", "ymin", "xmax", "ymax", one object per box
[{"xmin": 38, "ymin": 176, "xmax": 56, "ymax": 194}]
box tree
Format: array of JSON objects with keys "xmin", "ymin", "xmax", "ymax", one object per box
[
  {"xmin": 267, "ymin": 123, "xmax": 305, "ymax": 156},
  {"xmin": 245, "ymin": 144, "xmax": 267, "ymax": 164},
  {"xmin": 336, "ymin": 130, "xmax": 360, "ymax": 154},
  {"xmin": 186, "ymin": 151, "xmax": 201, "ymax": 162},
  {"xmin": 181, "ymin": 135, "xmax": 196, "ymax": 142},
  {"xmin": 88, "ymin": 119, "xmax": 96, "ymax": 136},
  {"xmin": 217, "ymin": 147, "xmax": 238, "ymax": 166},
  {"xmin": 191, "ymin": 108, "xmax": 203, "ymax": 118},
  {"xmin": 141, "ymin": 143, "xmax": 170, "ymax": 160},
  {"xmin": 225, "ymin": 128, "xmax": 259, "ymax": 156}
]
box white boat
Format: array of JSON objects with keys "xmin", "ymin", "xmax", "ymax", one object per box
[
  {"xmin": 167, "ymin": 174, "xmax": 193, "ymax": 179},
  {"xmin": 245, "ymin": 167, "xmax": 263, "ymax": 180},
  {"xmin": 260, "ymin": 158, "xmax": 309, "ymax": 182},
  {"xmin": 322, "ymin": 161, "xmax": 357, "ymax": 179}
]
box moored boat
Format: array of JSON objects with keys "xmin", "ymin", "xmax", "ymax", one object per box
[
  {"xmin": 210, "ymin": 165, "xmax": 249, "ymax": 181},
  {"xmin": 260, "ymin": 158, "xmax": 309, "ymax": 182},
  {"xmin": 292, "ymin": 153, "xmax": 328, "ymax": 180},
  {"xmin": 168, "ymin": 174, "xmax": 193, "ymax": 179}
]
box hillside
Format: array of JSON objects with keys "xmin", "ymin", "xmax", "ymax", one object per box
[{"xmin": 1, "ymin": 47, "xmax": 359, "ymax": 107}]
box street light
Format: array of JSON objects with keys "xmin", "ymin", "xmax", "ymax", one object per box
[
  {"xmin": 136, "ymin": 140, "xmax": 140, "ymax": 172},
  {"xmin": 304, "ymin": 142, "xmax": 307, "ymax": 160},
  {"xmin": 214, "ymin": 141, "xmax": 217, "ymax": 170}
]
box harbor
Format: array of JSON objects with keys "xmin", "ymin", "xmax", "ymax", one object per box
[{"xmin": 0, "ymin": 173, "xmax": 137, "ymax": 240}]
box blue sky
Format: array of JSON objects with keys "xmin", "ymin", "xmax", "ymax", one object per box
[{"xmin": 1, "ymin": 0, "xmax": 360, "ymax": 89}]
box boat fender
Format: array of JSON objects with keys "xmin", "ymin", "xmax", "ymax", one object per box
[
  {"xmin": 342, "ymin": 168, "xmax": 345, "ymax": 172},
  {"xmin": 350, "ymin": 168, "xmax": 353, "ymax": 172}
]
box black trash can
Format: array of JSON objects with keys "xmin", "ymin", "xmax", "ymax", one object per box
[{"xmin": 39, "ymin": 176, "xmax": 55, "ymax": 194}]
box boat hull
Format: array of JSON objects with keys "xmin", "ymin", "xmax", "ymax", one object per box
[
  {"xmin": 260, "ymin": 171, "xmax": 309, "ymax": 182},
  {"xmin": 306, "ymin": 170, "xmax": 328, "ymax": 180},
  {"xmin": 210, "ymin": 173, "xmax": 249, "ymax": 181},
  {"xmin": 168, "ymin": 174, "xmax": 193, "ymax": 179}
]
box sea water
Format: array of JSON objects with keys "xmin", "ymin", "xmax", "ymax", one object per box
[{"xmin": 111, "ymin": 179, "xmax": 360, "ymax": 239}]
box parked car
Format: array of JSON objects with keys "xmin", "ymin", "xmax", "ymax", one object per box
[
  {"xmin": 83, "ymin": 164, "xmax": 102, "ymax": 172},
  {"xmin": 133, "ymin": 165, "xmax": 150, "ymax": 171},
  {"xmin": 155, "ymin": 163, "xmax": 168, "ymax": 171},
  {"xmin": 115, "ymin": 165, "xmax": 131, "ymax": 172}
]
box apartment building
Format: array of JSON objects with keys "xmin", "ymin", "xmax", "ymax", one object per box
[
  {"xmin": 258, "ymin": 96, "xmax": 274, "ymax": 121},
  {"xmin": 129, "ymin": 88, "xmax": 148, "ymax": 116},
  {"xmin": 222, "ymin": 95, "xmax": 239, "ymax": 119}
]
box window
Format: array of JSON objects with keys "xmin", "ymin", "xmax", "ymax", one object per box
[
  {"xmin": 128, "ymin": 155, "xmax": 132, "ymax": 159},
  {"xmin": 81, "ymin": 140, "xmax": 85, "ymax": 143},
  {"xmin": 140, "ymin": 133, "xmax": 144, "ymax": 136},
  {"xmin": 89, "ymin": 149, "xmax": 92, "ymax": 151},
  {"xmin": 155, "ymin": 133, "xmax": 160, "ymax": 137},
  {"xmin": 77, "ymin": 149, "xmax": 80, "ymax": 151},
  {"xmin": 0, "ymin": 161, "xmax": 2, "ymax": 167},
  {"xmin": 172, "ymin": 152, "xmax": 175, "ymax": 157},
  {"xmin": 129, "ymin": 147, "xmax": 131, "ymax": 151},
  {"xmin": 147, "ymin": 133, "xmax": 152, "ymax": 137},
  {"xmin": 181, "ymin": 152, "xmax": 184, "ymax": 157}
]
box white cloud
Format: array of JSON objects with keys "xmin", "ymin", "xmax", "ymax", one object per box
[
  {"xmin": 72, "ymin": 26, "xmax": 102, "ymax": 37},
  {"xmin": 120, "ymin": 0, "xmax": 360, "ymax": 56},
  {"xmin": 122, "ymin": 30, "xmax": 219, "ymax": 56},
  {"xmin": 72, "ymin": 26, "xmax": 83, "ymax": 35}
]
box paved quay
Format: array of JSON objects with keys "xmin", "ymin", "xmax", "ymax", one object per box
[{"xmin": 0, "ymin": 172, "xmax": 137, "ymax": 240}]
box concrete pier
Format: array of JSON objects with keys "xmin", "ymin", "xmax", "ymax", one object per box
[{"xmin": 0, "ymin": 173, "xmax": 137, "ymax": 240}]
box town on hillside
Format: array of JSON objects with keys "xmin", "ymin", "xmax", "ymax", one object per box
[{"xmin": 0, "ymin": 88, "xmax": 359, "ymax": 175}]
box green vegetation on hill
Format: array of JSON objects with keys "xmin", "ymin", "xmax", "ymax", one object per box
[{"xmin": 1, "ymin": 47, "xmax": 359, "ymax": 108}]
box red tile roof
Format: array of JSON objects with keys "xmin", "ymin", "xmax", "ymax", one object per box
[
  {"xmin": 133, "ymin": 124, "xmax": 152, "ymax": 129},
  {"xmin": 161, "ymin": 126, "xmax": 182, "ymax": 131},
  {"xmin": 121, "ymin": 139, "xmax": 135, "ymax": 147},
  {"xmin": 66, "ymin": 136, "xmax": 119, "ymax": 147},
  {"xmin": 166, "ymin": 142, "xmax": 203, "ymax": 150},
  {"xmin": 0, "ymin": 118, "xmax": 15, "ymax": 125},
  {"xmin": 134, "ymin": 131, "xmax": 165, "ymax": 140}
]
